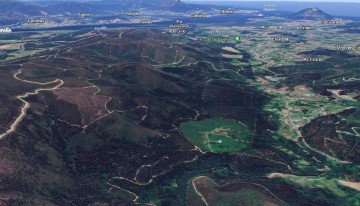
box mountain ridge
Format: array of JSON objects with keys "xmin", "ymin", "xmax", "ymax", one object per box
[{"xmin": 291, "ymin": 7, "xmax": 334, "ymax": 20}]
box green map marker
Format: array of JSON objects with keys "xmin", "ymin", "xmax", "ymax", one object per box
[{"xmin": 235, "ymin": 35, "xmax": 241, "ymax": 42}]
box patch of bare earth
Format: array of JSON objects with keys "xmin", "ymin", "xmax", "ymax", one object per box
[
  {"xmin": 0, "ymin": 45, "xmax": 11, "ymax": 49},
  {"xmin": 221, "ymin": 54, "xmax": 243, "ymax": 59},
  {"xmin": 222, "ymin": 46, "xmax": 241, "ymax": 54},
  {"xmin": 53, "ymin": 87, "xmax": 110, "ymax": 126},
  {"xmin": 337, "ymin": 180, "xmax": 360, "ymax": 192}
]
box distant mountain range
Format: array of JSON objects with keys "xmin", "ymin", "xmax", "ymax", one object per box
[
  {"xmin": 0, "ymin": 0, "xmax": 44, "ymax": 24},
  {"xmin": 129, "ymin": 0, "xmax": 213, "ymax": 12},
  {"xmin": 0, "ymin": 0, "xmax": 216, "ymax": 24},
  {"xmin": 0, "ymin": 0, "xmax": 338, "ymax": 26},
  {"xmin": 291, "ymin": 7, "xmax": 334, "ymax": 20},
  {"xmin": 0, "ymin": 0, "xmax": 214, "ymax": 13},
  {"xmin": 0, "ymin": 0, "xmax": 45, "ymax": 15}
]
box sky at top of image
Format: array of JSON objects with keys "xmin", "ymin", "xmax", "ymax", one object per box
[
  {"xmin": 185, "ymin": 0, "xmax": 360, "ymax": 2},
  {"xmin": 17, "ymin": 0, "xmax": 360, "ymax": 2}
]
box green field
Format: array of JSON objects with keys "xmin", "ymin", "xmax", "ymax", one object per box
[{"xmin": 180, "ymin": 118, "xmax": 254, "ymax": 152}]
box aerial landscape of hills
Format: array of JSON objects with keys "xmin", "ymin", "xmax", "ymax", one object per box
[{"xmin": 0, "ymin": 0, "xmax": 359, "ymax": 205}]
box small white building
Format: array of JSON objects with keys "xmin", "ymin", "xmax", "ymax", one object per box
[{"xmin": 0, "ymin": 28, "xmax": 12, "ymax": 33}]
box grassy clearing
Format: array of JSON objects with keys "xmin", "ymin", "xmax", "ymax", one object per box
[{"xmin": 180, "ymin": 118, "xmax": 254, "ymax": 153}]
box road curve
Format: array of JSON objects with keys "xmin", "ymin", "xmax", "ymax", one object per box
[{"xmin": 0, "ymin": 68, "xmax": 64, "ymax": 140}]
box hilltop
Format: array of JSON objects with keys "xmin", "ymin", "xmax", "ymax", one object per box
[{"xmin": 291, "ymin": 7, "xmax": 334, "ymax": 20}]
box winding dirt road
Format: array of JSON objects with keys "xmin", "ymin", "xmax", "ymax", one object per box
[{"xmin": 0, "ymin": 68, "xmax": 64, "ymax": 139}]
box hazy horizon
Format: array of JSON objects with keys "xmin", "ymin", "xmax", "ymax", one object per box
[
  {"xmin": 17, "ymin": 0, "xmax": 360, "ymax": 2},
  {"xmin": 15, "ymin": 0, "xmax": 360, "ymax": 17},
  {"xmin": 186, "ymin": 0, "xmax": 360, "ymax": 2}
]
